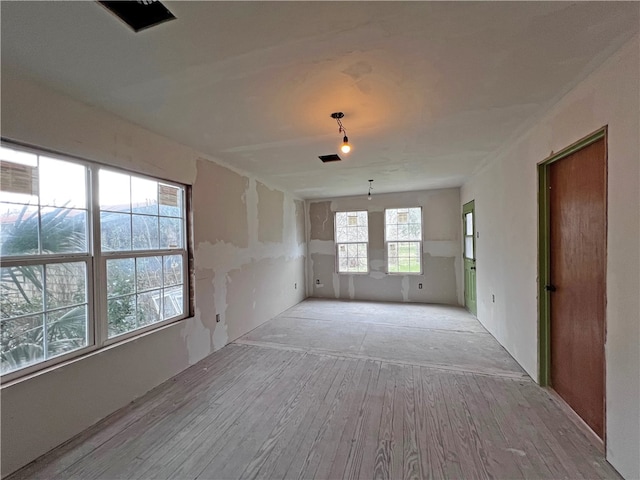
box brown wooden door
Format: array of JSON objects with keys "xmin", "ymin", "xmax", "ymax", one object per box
[{"xmin": 548, "ymin": 137, "xmax": 606, "ymax": 439}]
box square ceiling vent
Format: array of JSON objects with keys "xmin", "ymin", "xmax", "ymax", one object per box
[
  {"xmin": 99, "ymin": 1, "xmax": 176, "ymax": 32},
  {"xmin": 319, "ymin": 154, "xmax": 341, "ymax": 163}
]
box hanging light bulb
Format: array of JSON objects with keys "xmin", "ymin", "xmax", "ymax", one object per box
[
  {"xmin": 367, "ymin": 179, "xmax": 373, "ymax": 200},
  {"xmin": 341, "ymin": 136, "xmax": 351, "ymax": 154},
  {"xmin": 331, "ymin": 112, "xmax": 352, "ymax": 154}
]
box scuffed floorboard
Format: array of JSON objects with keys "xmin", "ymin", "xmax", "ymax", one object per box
[{"xmin": 8, "ymin": 300, "xmax": 620, "ymax": 480}]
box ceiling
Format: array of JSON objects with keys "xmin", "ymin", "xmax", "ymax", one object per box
[{"xmin": 1, "ymin": 1, "xmax": 637, "ymax": 199}]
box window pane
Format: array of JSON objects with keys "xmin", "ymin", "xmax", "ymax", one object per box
[
  {"xmin": 101, "ymin": 212, "xmax": 132, "ymax": 251},
  {"xmin": 131, "ymin": 177, "xmax": 158, "ymax": 215},
  {"xmin": 108, "ymin": 295, "xmax": 136, "ymax": 337},
  {"xmin": 465, "ymin": 237, "xmax": 474, "ymax": 259},
  {"xmin": 338, "ymin": 255, "xmax": 348, "ymax": 272},
  {"xmin": 45, "ymin": 262, "xmax": 86, "ymax": 309},
  {"xmin": 39, "ymin": 157, "xmax": 86, "ymax": 208},
  {"xmin": 160, "ymin": 217, "xmax": 182, "ymax": 249},
  {"xmin": 132, "ymin": 215, "xmax": 159, "ymax": 250},
  {"xmin": 388, "ymin": 256, "xmax": 398, "ymax": 273},
  {"xmin": 357, "ymin": 257, "xmax": 368, "ymax": 272},
  {"xmin": 163, "ymin": 286, "xmax": 183, "ymax": 319},
  {"xmin": 136, "ymin": 256, "xmax": 162, "ymax": 292},
  {"xmin": 336, "ymin": 227, "xmax": 347, "ymax": 243},
  {"xmin": 163, "ymin": 255, "xmax": 182, "ymax": 286},
  {"xmin": 0, "ymin": 203, "xmax": 39, "ymax": 256},
  {"xmin": 46, "ymin": 305, "xmax": 87, "ymax": 358},
  {"xmin": 0, "ymin": 265, "xmax": 43, "ymax": 319},
  {"xmin": 385, "ymin": 209, "xmax": 396, "ymax": 225},
  {"xmin": 137, "ymin": 290, "xmax": 162, "ymax": 326},
  {"xmin": 409, "ymin": 257, "xmax": 421, "ymax": 273},
  {"xmin": 158, "ymin": 184, "xmax": 182, "ymax": 217},
  {"xmin": 465, "ymin": 212, "xmax": 473, "ymax": 236},
  {"xmin": 41, "ymin": 208, "xmax": 87, "ymax": 253},
  {"xmin": 99, "ymin": 170, "xmax": 131, "ymax": 212},
  {"xmin": 1, "ymin": 147, "xmax": 38, "ymax": 205},
  {"xmin": 386, "ymin": 224, "xmax": 398, "ymax": 241},
  {"xmin": 107, "ymin": 258, "xmax": 135, "ymax": 298},
  {"xmin": 335, "ymin": 212, "xmax": 347, "ymax": 229},
  {"xmin": 1, "ymin": 314, "xmax": 44, "ymax": 374}
]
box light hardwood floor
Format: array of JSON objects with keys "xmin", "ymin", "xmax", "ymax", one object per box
[{"xmin": 9, "ymin": 299, "xmax": 620, "ymax": 479}]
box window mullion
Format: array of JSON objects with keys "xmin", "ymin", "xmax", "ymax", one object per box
[{"xmin": 90, "ymin": 164, "xmax": 107, "ymax": 348}]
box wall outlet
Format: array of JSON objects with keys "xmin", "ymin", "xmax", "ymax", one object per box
[
  {"xmin": 216, "ymin": 314, "xmax": 221, "ymax": 323},
  {"xmin": 315, "ymin": 279, "xmax": 320, "ymax": 285},
  {"xmin": 418, "ymin": 283, "xmax": 423, "ymax": 289},
  {"xmin": 492, "ymin": 294, "xmax": 495, "ymax": 303},
  {"xmin": 295, "ymin": 283, "xmax": 297, "ymax": 289}
]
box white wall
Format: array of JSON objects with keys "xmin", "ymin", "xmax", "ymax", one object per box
[
  {"xmin": 306, "ymin": 189, "xmax": 463, "ymax": 305},
  {"xmin": 461, "ymin": 36, "xmax": 639, "ymax": 479},
  {"xmin": 0, "ymin": 71, "xmax": 307, "ymax": 477}
]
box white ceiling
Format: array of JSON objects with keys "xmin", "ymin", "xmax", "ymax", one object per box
[{"xmin": 1, "ymin": 1, "xmax": 638, "ymax": 199}]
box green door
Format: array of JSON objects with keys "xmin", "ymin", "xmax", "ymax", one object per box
[{"xmin": 463, "ymin": 201, "xmax": 477, "ymax": 315}]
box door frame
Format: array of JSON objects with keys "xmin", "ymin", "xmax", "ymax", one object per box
[
  {"xmin": 537, "ymin": 126, "xmax": 608, "ymax": 387},
  {"xmin": 463, "ymin": 200, "xmax": 476, "ymax": 315}
]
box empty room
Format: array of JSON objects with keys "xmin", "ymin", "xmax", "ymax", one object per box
[{"xmin": 1, "ymin": 2, "xmax": 638, "ymax": 479}]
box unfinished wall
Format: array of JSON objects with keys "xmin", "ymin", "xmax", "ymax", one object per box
[
  {"xmin": 461, "ymin": 35, "xmax": 639, "ymax": 479},
  {"xmin": 307, "ymin": 189, "xmax": 462, "ymax": 305},
  {"xmin": 0, "ymin": 71, "xmax": 307, "ymax": 477}
]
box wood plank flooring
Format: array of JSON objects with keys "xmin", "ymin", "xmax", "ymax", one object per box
[{"xmin": 8, "ymin": 299, "xmax": 620, "ymax": 479}]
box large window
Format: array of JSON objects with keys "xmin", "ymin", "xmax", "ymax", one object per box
[
  {"xmin": 385, "ymin": 207, "xmax": 422, "ymax": 273},
  {"xmin": 335, "ymin": 211, "xmax": 368, "ymax": 273},
  {"xmin": 0, "ymin": 143, "xmax": 188, "ymax": 378}
]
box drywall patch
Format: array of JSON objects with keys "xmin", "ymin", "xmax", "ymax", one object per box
[
  {"xmin": 401, "ymin": 276, "xmax": 410, "ymax": 301},
  {"xmin": 294, "ymin": 200, "xmax": 305, "ymax": 245},
  {"xmin": 309, "ymin": 239, "xmax": 335, "ymax": 256},
  {"xmin": 368, "ymin": 211, "xmax": 385, "ymax": 250},
  {"xmin": 193, "ymin": 158, "xmax": 249, "ymax": 248},
  {"xmin": 225, "ymin": 257, "xmax": 303, "ymax": 341},
  {"xmin": 421, "ymin": 254, "xmax": 458, "ymax": 304},
  {"xmin": 181, "ymin": 310, "xmax": 212, "ymax": 365},
  {"xmin": 309, "ymin": 201, "xmax": 334, "ymax": 241},
  {"xmin": 310, "ymin": 253, "xmax": 337, "ymax": 298},
  {"xmin": 257, "ymin": 180, "xmax": 284, "ymax": 243}
]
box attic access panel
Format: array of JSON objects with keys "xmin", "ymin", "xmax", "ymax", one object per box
[
  {"xmin": 99, "ymin": 1, "xmax": 176, "ymax": 32},
  {"xmin": 319, "ymin": 154, "xmax": 342, "ymax": 163}
]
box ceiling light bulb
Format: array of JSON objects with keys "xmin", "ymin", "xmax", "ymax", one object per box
[
  {"xmin": 367, "ymin": 192, "xmax": 372, "ymax": 200},
  {"xmin": 341, "ymin": 136, "xmax": 351, "ymax": 154}
]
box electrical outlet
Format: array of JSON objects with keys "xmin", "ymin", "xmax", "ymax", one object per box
[
  {"xmin": 294, "ymin": 283, "xmax": 297, "ymax": 289},
  {"xmin": 418, "ymin": 283, "xmax": 423, "ymax": 289},
  {"xmin": 315, "ymin": 279, "xmax": 320, "ymax": 285},
  {"xmin": 492, "ymin": 294, "xmax": 495, "ymax": 303},
  {"xmin": 216, "ymin": 314, "xmax": 221, "ymax": 323}
]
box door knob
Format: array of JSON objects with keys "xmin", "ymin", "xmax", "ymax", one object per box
[
  {"xmin": 470, "ymin": 266, "xmax": 476, "ymax": 270},
  {"xmin": 545, "ymin": 284, "xmax": 556, "ymax": 292}
]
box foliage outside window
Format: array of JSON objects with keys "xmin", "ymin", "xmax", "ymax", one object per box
[
  {"xmin": 0, "ymin": 143, "xmax": 188, "ymax": 378},
  {"xmin": 385, "ymin": 207, "xmax": 422, "ymax": 273},
  {"xmin": 335, "ymin": 211, "xmax": 368, "ymax": 273}
]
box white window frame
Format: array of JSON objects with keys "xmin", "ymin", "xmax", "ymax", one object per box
[
  {"xmin": 334, "ymin": 210, "xmax": 369, "ymax": 274},
  {"xmin": 384, "ymin": 207, "xmax": 423, "ymax": 275},
  {"xmin": 0, "ymin": 141, "xmax": 190, "ymax": 381}
]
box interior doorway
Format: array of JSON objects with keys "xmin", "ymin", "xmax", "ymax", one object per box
[{"xmin": 538, "ymin": 128, "xmax": 607, "ymax": 440}]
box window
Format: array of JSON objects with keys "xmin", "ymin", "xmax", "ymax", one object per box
[
  {"xmin": 385, "ymin": 207, "xmax": 422, "ymax": 273},
  {"xmin": 335, "ymin": 211, "xmax": 368, "ymax": 273},
  {"xmin": 0, "ymin": 143, "xmax": 188, "ymax": 378}
]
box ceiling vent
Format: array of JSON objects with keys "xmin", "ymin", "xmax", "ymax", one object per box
[
  {"xmin": 99, "ymin": 1, "xmax": 176, "ymax": 32},
  {"xmin": 319, "ymin": 154, "xmax": 342, "ymax": 163}
]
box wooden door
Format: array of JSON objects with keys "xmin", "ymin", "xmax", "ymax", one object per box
[
  {"xmin": 463, "ymin": 201, "xmax": 477, "ymax": 315},
  {"xmin": 548, "ymin": 137, "xmax": 606, "ymax": 438}
]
